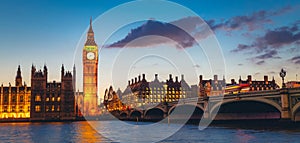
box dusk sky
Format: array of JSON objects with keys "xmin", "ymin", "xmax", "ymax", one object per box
[{"xmin": 0, "ymin": 0, "xmax": 300, "ymax": 99}]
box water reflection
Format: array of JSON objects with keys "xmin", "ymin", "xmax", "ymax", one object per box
[
  {"xmin": 0, "ymin": 121, "xmax": 300, "ymax": 143},
  {"xmin": 235, "ymin": 129, "xmax": 255, "ymax": 143},
  {"xmin": 0, "ymin": 122, "xmax": 108, "ymax": 143}
]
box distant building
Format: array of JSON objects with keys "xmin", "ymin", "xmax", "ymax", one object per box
[
  {"xmin": 30, "ymin": 65, "xmax": 76, "ymax": 121},
  {"xmin": 75, "ymin": 91, "xmax": 84, "ymax": 117},
  {"xmin": 107, "ymin": 74, "xmax": 193, "ymax": 110},
  {"xmin": 0, "ymin": 66, "xmax": 31, "ymax": 119},
  {"xmin": 199, "ymin": 75, "xmax": 226, "ymax": 96},
  {"xmin": 103, "ymin": 86, "xmax": 124, "ymax": 112},
  {"xmin": 224, "ymin": 75, "xmax": 280, "ymax": 94},
  {"xmin": 286, "ymin": 81, "xmax": 300, "ymax": 88},
  {"xmin": 238, "ymin": 75, "xmax": 279, "ymax": 91}
]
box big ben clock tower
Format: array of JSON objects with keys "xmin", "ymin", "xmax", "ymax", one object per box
[{"xmin": 83, "ymin": 18, "xmax": 98, "ymax": 116}]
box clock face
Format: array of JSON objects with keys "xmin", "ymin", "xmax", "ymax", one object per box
[{"xmin": 87, "ymin": 52, "xmax": 95, "ymax": 60}]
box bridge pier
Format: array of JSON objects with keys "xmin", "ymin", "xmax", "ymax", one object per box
[
  {"xmin": 280, "ymin": 88, "xmax": 291, "ymax": 119},
  {"xmin": 203, "ymin": 98, "xmax": 210, "ymax": 119}
]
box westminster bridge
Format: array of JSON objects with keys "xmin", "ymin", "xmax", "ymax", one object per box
[{"xmin": 110, "ymin": 87, "xmax": 300, "ymax": 122}]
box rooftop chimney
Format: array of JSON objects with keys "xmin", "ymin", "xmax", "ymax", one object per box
[
  {"xmin": 135, "ymin": 77, "xmax": 137, "ymax": 83},
  {"xmin": 155, "ymin": 74, "xmax": 158, "ymax": 80},
  {"xmin": 264, "ymin": 75, "xmax": 268, "ymax": 84},
  {"xmin": 231, "ymin": 79, "xmax": 236, "ymax": 84},
  {"xmin": 138, "ymin": 75, "xmax": 141, "ymax": 82},
  {"xmin": 142, "ymin": 74, "xmax": 146, "ymax": 80},
  {"xmin": 247, "ymin": 75, "xmax": 252, "ymax": 82},
  {"xmin": 199, "ymin": 75, "xmax": 203, "ymax": 82},
  {"xmin": 214, "ymin": 75, "xmax": 218, "ymax": 81}
]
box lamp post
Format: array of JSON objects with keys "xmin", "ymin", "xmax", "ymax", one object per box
[{"xmin": 279, "ymin": 68, "xmax": 286, "ymax": 88}]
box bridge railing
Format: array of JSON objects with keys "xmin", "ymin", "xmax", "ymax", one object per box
[{"xmin": 177, "ymin": 97, "xmax": 199, "ymax": 104}]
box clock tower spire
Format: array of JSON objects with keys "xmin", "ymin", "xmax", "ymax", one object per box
[
  {"xmin": 83, "ymin": 17, "xmax": 99, "ymax": 116},
  {"xmin": 85, "ymin": 17, "xmax": 97, "ymax": 46}
]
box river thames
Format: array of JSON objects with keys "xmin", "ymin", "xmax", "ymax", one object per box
[{"xmin": 0, "ymin": 121, "xmax": 300, "ymax": 143}]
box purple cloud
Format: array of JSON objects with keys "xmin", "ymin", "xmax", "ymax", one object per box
[
  {"xmin": 107, "ymin": 17, "xmax": 209, "ymax": 48},
  {"xmin": 232, "ymin": 19, "xmax": 300, "ymax": 53},
  {"xmin": 231, "ymin": 44, "xmax": 253, "ymax": 52},
  {"xmin": 209, "ymin": 6, "xmax": 292, "ymax": 32},
  {"xmin": 255, "ymin": 50, "xmax": 281, "ymax": 60},
  {"xmin": 193, "ymin": 64, "xmax": 201, "ymax": 68},
  {"xmin": 256, "ymin": 61, "xmax": 265, "ymax": 65},
  {"xmin": 232, "ymin": 20, "xmax": 299, "ymax": 66},
  {"xmin": 290, "ymin": 56, "xmax": 300, "ymax": 64}
]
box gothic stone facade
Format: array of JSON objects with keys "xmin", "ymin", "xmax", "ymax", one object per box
[
  {"xmin": 30, "ymin": 65, "xmax": 75, "ymax": 121},
  {"xmin": 0, "ymin": 66, "xmax": 31, "ymax": 119}
]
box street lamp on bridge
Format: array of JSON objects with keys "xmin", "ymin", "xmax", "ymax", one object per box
[{"xmin": 280, "ymin": 68, "xmax": 286, "ymax": 88}]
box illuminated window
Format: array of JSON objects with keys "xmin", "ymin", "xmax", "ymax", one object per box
[
  {"xmin": 35, "ymin": 95, "xmax": 41, "ymax": 102},
  {"xmin": 20, "ymin": 95, "xmax": 24, "ymax": 102},
  {"xmin": 3, "ymin": 106, "xmax": 8, "ymax": 112},
  {"xmin": 46, "ymin": 106, "xmax": 49, "ymax": 112},
  {"xmin": 12, "ymin": 106, "xmax": 16, "ymax": 112},
  {"xmin": 57, "ymin": 105, "xmax": 60, "ymax": 111},
  {"xmin": 4, "ymin": 95, "xmax": 8, "ymax": 102},
  {"xmin": 35, "ymin": 105, "xmax": 41, "ymax": 112},
  {"xmin": 12, "ymin": 96, "xmax": 17, "ymax": 102},
  {"xmin": 19, "ymin": 106, "xmax": 23, "ymax": 112},
  {"xmin": 57, "ymin": 97, "xmax": 61, "ymax": 102},
  {"xmin": 52, "ymin": 97, "xmax": 55, "ymax": 101},
  {"xmin": 51, "ymin": 105, "xmax": 55, "ymax": 111},
  {"xmin": 46, "ymin": 97, "xmax": 49, "ymax": 101}
]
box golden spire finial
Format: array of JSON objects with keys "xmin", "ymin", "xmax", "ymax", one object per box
[{"xmin": 90, "ymin": 17, "xmax": 92, "ymax": 27}]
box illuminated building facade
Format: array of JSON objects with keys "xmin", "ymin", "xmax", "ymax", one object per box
[
  {"xmin": 199, "ymin": 75, "xmax": 226, "ymax": 96},
  {"xmin": 103, "ymin": 86, "xmax": 124, "ymax": 112},
  {"xmin": 83, "ymin": 18, "xmax": 99, "ymax": 116},
  {"xmin": 30, "ymin": 65, "xmax": 76, "ymax": 121},
  {"xmin": 286, "ymin": 81, "xmax": 300, "ymax": 88},
  {"xmin": 75, "ymin": 91, "xmax": 84, "ymax": 117},
  {"xmin": 237, "ymin": 75, "xmax": 279, "ymax": 91},
  {"xmin": 115, "ymin": 74, "xmax": 192, "ymax": 109},
  {"xmin": 0, "ymin": 66, "xmax": 30, "ymax": 119},
  {"xmin": 165, "ymin": 74, "xmax": 192, "ymax": 102}
]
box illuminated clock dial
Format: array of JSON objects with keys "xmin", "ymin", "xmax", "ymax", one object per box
[{"xmin": 87, "ymin": 52, "xmax": 95, "ymax": 60}]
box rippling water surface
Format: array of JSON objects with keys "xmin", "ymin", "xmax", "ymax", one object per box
[{"xmin": 0, "ymin": 121, "xmax": 299, "ymax": 143}]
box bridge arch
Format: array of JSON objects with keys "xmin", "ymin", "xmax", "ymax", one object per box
[
  {"xmin": 119, "ymin": 112, "xmax": 128, "ymax": 119},
  {"xmin": 145, "ymin": 106, "xmax": 166, "ymax": 114},
  {"xmin": 210, "ymin": 98, "xmax": 282, "ymax": 120},
  {"xmin": 168, "ymin": 104, "xmax": 204, "ymax": 116},
  {"xmin": 292, "ymin": 102, "xmax": 300, "ymax": 121},
  {"xmin": 168, "ymin": 104, "xmax": 204, "ymax": 121},
  {"xmin": 110, "ymin": 110, "xmax": 120, "ymax": 117},
  {"xmin": 129, "ymin": 110, "xmax": 142, "ymax": 119},
  {"xmin": 144, "ymin": 108, "xmax": 165, "ymax": 121}
]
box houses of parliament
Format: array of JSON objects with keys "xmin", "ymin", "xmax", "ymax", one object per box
[
  {"xmin": 0, "ymin": 18, "xmax": 100, "ymax": 121},
  {"xmin": 0, "ymin": 65, "xmax": 76, "ymax": 121}
]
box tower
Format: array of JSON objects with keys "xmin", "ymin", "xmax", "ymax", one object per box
[
  {"xmin": 15, "ymin": 65, "xmax": 22, "ymax": 86},
  {"xmin": 30, "ymin": 64, "xmax": 47, "ymax": 120},
  {"xmin": 83, "ymin": 17, "xmax": 98, "ymax": 116},
  {"xmin": 73, "ymin": 64, "xmax": 76, "ymax": 92},
  {"xmin": 61, "ymin": 65, "xmax": 76, "ymax": 120}
]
